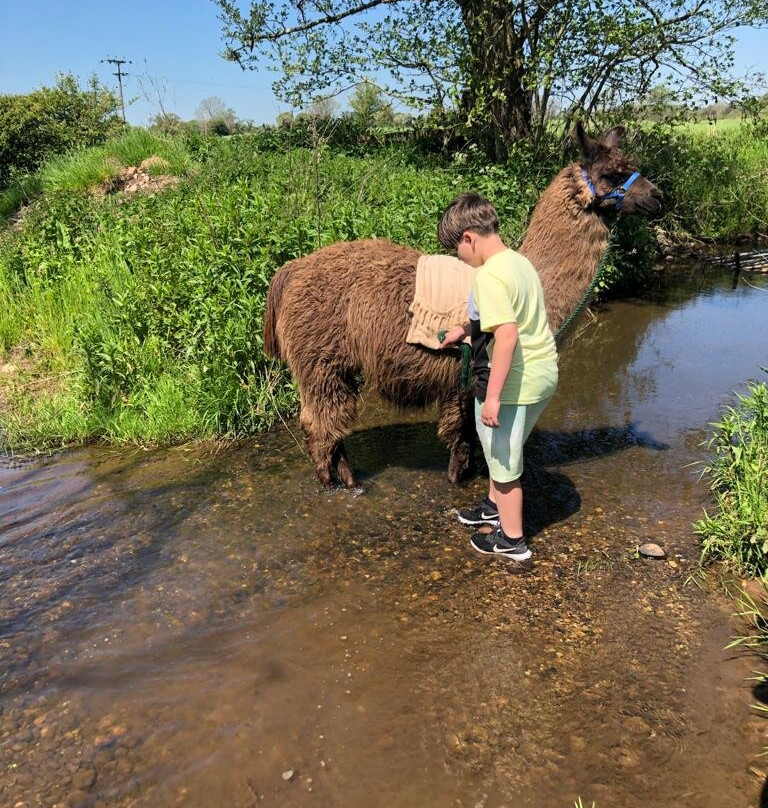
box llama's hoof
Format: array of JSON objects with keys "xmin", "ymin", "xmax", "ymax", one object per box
[{"xmin": 448, "ymin": 444, "xmax": 471, "ymax": 484}]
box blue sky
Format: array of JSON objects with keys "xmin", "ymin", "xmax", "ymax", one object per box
[
  {"xmin": 1, "ymin": 1, "xmax": 766, "ymax": 126},
  {"xmin": 0, "ymin": 0, "xmax": 284, "ymax": 125}
]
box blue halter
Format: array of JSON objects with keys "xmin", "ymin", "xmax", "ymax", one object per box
[{"xmin": 580, "ymin": 168, "xmax": 642, "ymax": 212}]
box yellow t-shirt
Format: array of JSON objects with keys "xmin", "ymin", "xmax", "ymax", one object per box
[{"xmin": 472, "ymin": 249, "xmax": 558, "ymax": 404}]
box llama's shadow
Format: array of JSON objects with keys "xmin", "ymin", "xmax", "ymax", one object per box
[
  {"xmin": 349, "ymin": 419, "xmax": 667, "ymax": 478},
  {"xmin": 347, "ymin": 420, "xmax": 668, "ymax": 536}
]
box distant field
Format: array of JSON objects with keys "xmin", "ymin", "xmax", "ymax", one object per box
[{"xmin": 682, "ymin": 117, "xmax": 746, "ymax": 134}]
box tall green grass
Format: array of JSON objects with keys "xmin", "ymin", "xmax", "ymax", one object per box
[
  {"xmin": 696, "ymin": 375, "xmax": 768, "ymax": 576},
  {"xmin": 637, "ymin": 121, "xmax": 768, "ymax": 240},
  {"xmin": 38, "ymin": 128, "xmax": 192, "ymax": 194},
  {"xmin": 0, "ymin": 142, "xmax": 537, "ymax": 451},
  {"xmin": 1, "ymin": 124, "xmax": 767, "ymax": 451}
]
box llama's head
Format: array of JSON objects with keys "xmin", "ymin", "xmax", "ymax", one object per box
[{"xmin": 575, "ymin": 123, "xmax": 662, "ymax": 217}]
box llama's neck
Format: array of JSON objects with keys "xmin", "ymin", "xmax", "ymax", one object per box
[{"xmin": 519, "ymin": 164, "xmax": 610, "ymax": 334}]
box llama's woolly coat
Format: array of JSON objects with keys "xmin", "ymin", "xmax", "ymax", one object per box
[{"xmin": 263, "ymin": 126, "xmax": 661, "ymax": 487}]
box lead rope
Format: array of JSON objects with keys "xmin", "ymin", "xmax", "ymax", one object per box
[
  {"xmin": 437, "ymin": 330, "xmax": 474, "ymax": 391},
  {"xmin": 554, "ymin": 233, "xmax": 614, "ymax": 341},
  {"xmin": 437, "ymin": 233, "xmax": 614, "ymax": 389}
]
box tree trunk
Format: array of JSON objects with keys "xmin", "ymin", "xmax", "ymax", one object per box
[{"xmin": 458, "ymin": 0, "xmax": 533, "ymax": 158}]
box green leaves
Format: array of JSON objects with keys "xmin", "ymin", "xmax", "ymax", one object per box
[
  {"xmin": 0, "ymin": 73, "xmax": 122, "ymax": 188},
  {"xmin": 696, "ymin": 374, "xmax": 768, "ymax": 576},
  {"xmin": 214, "ymin": 0, "xmax": 768, "ymax": 155}
]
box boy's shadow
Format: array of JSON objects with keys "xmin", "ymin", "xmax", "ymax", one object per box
[
  {"xmin": 523, "ymin": 422, "xmax": 668, "ymax": 536},
  {"xmin": 520, "ymin": 464, "xmax": 580, "ymax": 537}
]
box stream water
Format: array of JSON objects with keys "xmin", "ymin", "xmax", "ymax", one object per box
[{"xmin": 1, "ymin": 265, "xmax": 767, "ymax": 808}]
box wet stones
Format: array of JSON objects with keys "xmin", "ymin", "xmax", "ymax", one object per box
[
  {"xmin": 622, "ymin": 715, "xmax": 652, "ymax": 735},
  {"xmin": 71, "ymin": 767, "xmax": 97, "ymax": 790},
  {"xmin": 638, "ymin": 542, "xmax": 667, "ymax": 559},
  {"xmin": 611, "ymin": 745, "xmax": 642, "ymax": 768}
]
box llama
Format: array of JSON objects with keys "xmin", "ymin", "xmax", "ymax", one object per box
[{"xmin": 263, "ymin": 124, "xmax": 661, "ymax": 488}]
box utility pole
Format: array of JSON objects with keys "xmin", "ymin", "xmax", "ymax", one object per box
[{"xmin": 101, "ymin": 57, "xmax": 132, "ymax": 123}]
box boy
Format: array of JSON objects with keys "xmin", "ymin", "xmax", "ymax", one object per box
[{"xmin": 438, "ymin": 193, "xmax": 558, "ymax": 561}]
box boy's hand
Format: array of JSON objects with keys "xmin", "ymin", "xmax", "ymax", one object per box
[
  {"xmin": 439, "ymin": 325, "xmax": 467, "ymax": 348},
  {"xmin": 481, "ymin": 397, "xmax": 501, "ymax": 428}
]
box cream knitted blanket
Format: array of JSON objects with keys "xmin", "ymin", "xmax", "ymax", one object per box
[{"xmin": 406, "ymin": 254, "xmax": 478, "ymax": 350}]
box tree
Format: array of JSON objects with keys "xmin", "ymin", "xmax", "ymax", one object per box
[
  {"xmin": 215, "ymin": 0, "xmax": 768, "ymax": 156},
  {"xmin": 0, "ymin": 73, "xmax": 121, "ymax": 187},
  {"xmin": 149, "ymin": 112, "xmax": 194, "ymax": 136},
  {"xmin": 195, "ymin": 95, "xmax": 238, "ymax": 134},
  {"xmin": 640, "ymin": 85, "xmax": 684, "ymax": 122},
  {"xmin": 306, "ymin": 96, "xmax": 338, "ymax": 120},
  {"xmin": 349, "ymin": 80, "xmax": 394, "ymax": 127}
]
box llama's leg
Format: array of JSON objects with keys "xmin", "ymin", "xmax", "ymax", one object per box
[
  {"xmin": 299, "ymin": 403, "xmax": 334, "ymax": 487},
  {"xmin": 328, "ymin": 378, "xmax": 359, "ymax": 488},
  {"xmin": 297, "ymin": 369, "xmax": 359, "ymax": 487},
  {"xmin": 438, "ymin": 392, "xmax": 477, "ymax": 484},
  {"xmin": 332, "ymin": 440, "xmax": 357, "ymax": 489}
]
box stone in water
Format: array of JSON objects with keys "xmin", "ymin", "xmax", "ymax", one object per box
[{"xmin": 638, "ymin": 542, "xmax": 666, "ymax": 559}]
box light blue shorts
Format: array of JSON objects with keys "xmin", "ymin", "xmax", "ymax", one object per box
[{"xmin": 475, "ymin": 397, "xmax": 552, "ymax": 483}]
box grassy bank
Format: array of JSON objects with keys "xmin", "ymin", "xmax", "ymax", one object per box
[
  {"xmin": 1, "ymin": 122, "xmax": 767, "ymax": 452},
  {"xmin": 696, "ymin": 374, "xmax": 768, "ymax": 576},
  {"xmin": 0, "ymin": 139, "xmax": 536, "ymax": 451},
  {"xmin": 697, "ymin": 375, "xmax": 768, "ymax": 763},
  {"xmin": 0, "ymin": 129, "xmax": 191, "ymax": 219},
  {"xmin": 638, "ymin": 122, "xmax": 768, "ymax": 241}
]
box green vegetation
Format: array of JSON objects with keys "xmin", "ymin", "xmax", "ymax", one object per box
[
  {"xmin": 696, "ymin": 375, "xmax": 768, "ymax": 576},
  {"xmin": 1, "ymin": 119, "xmax": 767, "ymax": 452},
  {"xmin": 0, "ymin": 137, "xmax": 525, "ymax": 450},
  {"xmin": 640, "ymin": 122, "xmax": 768, "ymax": 240},
  {"xmin": 0, "ymin": 73, "xmax": 121, "ymax": 188},
  {"xmin": 38, "ymin": 128, "xmax": 192, "ymax": 194}
]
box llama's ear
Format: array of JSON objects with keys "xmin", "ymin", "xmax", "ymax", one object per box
[
  {"xmin": 574, "ymin": 121, "xmax": 598, "ymax": 162},
  {"xmin": 602, "ymin": 126, "xmax": 626, "ymax": 149}
]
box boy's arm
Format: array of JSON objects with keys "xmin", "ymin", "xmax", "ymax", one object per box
[{"xmin": 481, "ymin": 322, "xmax": 518, "ymax": 427}]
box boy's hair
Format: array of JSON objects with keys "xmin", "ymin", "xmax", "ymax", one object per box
[{"xmin": 438, "ymin": 192, "xmax": 499, "ymax": 251}]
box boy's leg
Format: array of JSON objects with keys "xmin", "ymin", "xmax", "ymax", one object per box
[
  {"xmin": 458, "ymin": 396, "xmax": 551, "ymax": 529},
  {"xmin": 456, "ymin": 397, "xmax": 500, "ymax": 526},
  {"xmin": 490, "ymin": 478, "xmax": 523, "ymax": 539},
  {"xmin": 489, "ymin": 396, "xmax": 550, "ymax": 538},
  {"xmin": 470, "ymin": 397, "xmax": 551, "ymax": 557}
]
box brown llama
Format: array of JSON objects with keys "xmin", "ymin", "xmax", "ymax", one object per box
[{"xmin": 263, "ymin": 124, "xmax": 661, "ymax": 488}]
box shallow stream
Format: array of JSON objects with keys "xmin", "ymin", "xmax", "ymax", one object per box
[{"xmin": 1, "ymin": 265, "xmax": 767, "ymax": 808}]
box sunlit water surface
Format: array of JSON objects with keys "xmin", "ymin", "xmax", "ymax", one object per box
[{"xmin": 1, "ymin": 266, "xmax": 767, "ymax": 808}]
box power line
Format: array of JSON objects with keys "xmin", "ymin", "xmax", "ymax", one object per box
[
  {"xmin": 101, "ymin": 57, "xmax": 132, "ymax": 122},
  {"xmin": 162, "ymin": 77, "xmax": 272, "ymax": 91}
]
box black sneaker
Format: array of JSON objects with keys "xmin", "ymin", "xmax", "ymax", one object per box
[
  {"xmin": 470, "ymin": 528, "xmax": 532, "ymax": 560},
  {"xmin": 457, "ymin": 497, "xmax": 500, "ymax": 527}
]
